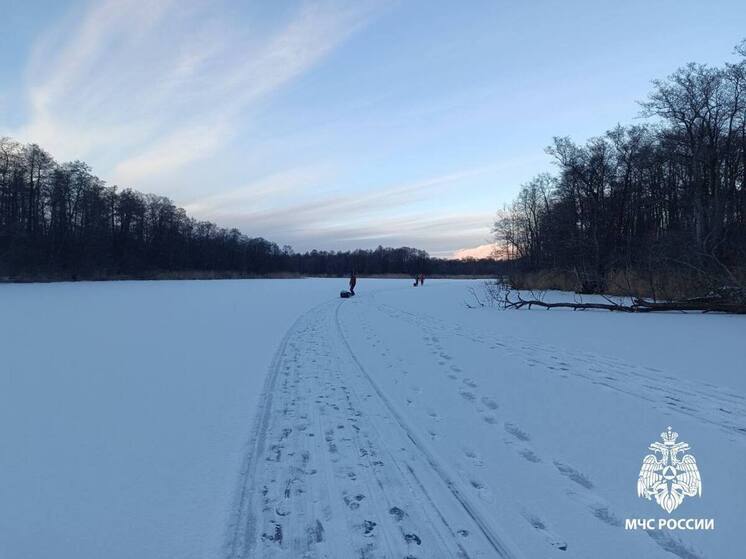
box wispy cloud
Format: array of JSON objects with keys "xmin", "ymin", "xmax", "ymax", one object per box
[
  {"xmin": 182, "ymin": 164, "xmax": 336, "ymax": 215},
  {"xmin": 212, "ymin": 166, "xmax": 490, "ymax": 230},
  {"xmin": 255, "ymin": 210, "xmax": 495, "ymax": 256},
  {"xmin": 207, "ymin": 167, "xmax": 496, "ymax": 254},
  {"xmin": 4, "ymin": 0, "xmax": 503, "ymax": 256},
  {"xmin": 11, "ymin": 0, "xmax": 381, "ymax": 185}
]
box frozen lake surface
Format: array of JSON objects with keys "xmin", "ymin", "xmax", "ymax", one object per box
[{"xmin": 1, "ymin": 278, "xmax": 743, "ymax": 558}]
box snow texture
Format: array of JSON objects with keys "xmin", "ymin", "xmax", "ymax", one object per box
[{"xmin": 1, "ymin": 279, "xmax": 743, "ymax": 558}]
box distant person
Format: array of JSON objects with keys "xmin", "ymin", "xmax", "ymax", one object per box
[
  {"xmin": 419, "ymin": 273, "xmax": 425, "ymax": 286},
  {"xmin": 349, "ymin": 271, "xmax": 357, "ymax": 295},
  {"xmin": 413, "ymin": 275, "xmax": 419, "ymax": 287}
]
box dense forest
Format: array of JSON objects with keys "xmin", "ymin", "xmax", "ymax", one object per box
[
  {"xmin": 497, "ymin": 42, "xmax": 746, "ymax": 297},
  {"xmin": 0, "ymin": 138, "xmax": 499, "ymax": 280}
]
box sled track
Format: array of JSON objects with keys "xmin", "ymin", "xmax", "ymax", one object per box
[
  {"xmin": 333, "ymin": 302, "xmax": 517, "ymax": 559},
  {"xmin": 223, "ymin": 303, "xmax": 326, "ymax": 559},
  {"xmin": 223, "ymin": 298, "xmax": 518, "ymax": 558}
]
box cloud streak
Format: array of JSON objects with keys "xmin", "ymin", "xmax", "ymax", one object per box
[
  {"xmin": 11, "ymin": 0, "xmax": 380, "ymax": 184},
  {"xmin": 234, "ymin": 209, "xmax": 496, "ymax": 256},
  {"xmin": 207, "ymin": 167, "xmax": 488, "ymax": 231},
  {"xmin": 206, "ymin": 167, "xmax": 496, "ymax": 254},
  {"xmin": 182, "ymin": 164, "xmax": 336, "ymax": 214},
  {"xmin": 5, "ymin": 1, "xmax": 502, "ymax": 257}
]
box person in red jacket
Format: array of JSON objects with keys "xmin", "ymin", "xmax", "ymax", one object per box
[
  {"xmin": 419, "ymin": 273, "xmax": 425, "ymax": 285},
  {"xmin": 349, "ymin": 271, "xmax": 357, "ymax": 295}
]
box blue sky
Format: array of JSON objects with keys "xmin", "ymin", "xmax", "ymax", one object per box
[{"xmin": 2, "ymin": 0, "xmax": 745, "ymax": 257}]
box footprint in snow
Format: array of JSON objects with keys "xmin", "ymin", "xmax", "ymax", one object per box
[
  {"xmin": 404, "ymin": 533, "xmax": 421, "ymax": 545},
  {"xmin": 522, "ymin": 512, "xmax": 567, "ymax": 551},
  {"xmin": 481, "ymin": 396, "xmax": 498, "ymax": 410},
  {"xmin": 261, "ymin": 522, "xmax": 283, "ymax": 545},
  {"xmin": 362, "ymin": 520, "xmax": 376, "ymax": 536},
  {"xmin": 306, "ymin": 520, "xmax": 325, "ymax": 544},
  {"xmin": 504, "ymin": 422, "xmax": 530, "ymax": 441},
  {"xmin": 469, "ymin": 479, "xmax": 494, "ymax": 503},
  {"xmin": 565, "ymin": 489, "xmax": 622, "ymax": 528},
  {"xmin": 463, "ymin": 448, "xmax": 483, "ymax": 466},
  {"xmin": 343, "ymin": 494, "xmax": 366, "ymax": 510},
  {"xmin": 388, "ymin": 506, "xmax": 406, "ymax": 521},
  {"xmin": 553, "ymin": 460, "xmax": 594, "ymax": 489},
  {"xmin": 519, "ymin": 448, "xmax": 542, "ymax": 463}
]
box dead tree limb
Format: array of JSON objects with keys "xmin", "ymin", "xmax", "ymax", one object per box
[
  {"xmin": 504, "ymin": 291, "xmax": 634, "ymax": 312},
  {"xmin": 501, "ymin": 289, "xmax": 746, "ymax": 314},
  {"xmin": 631, "ymin": 298, "xmax": 746, "ymax": 314}
]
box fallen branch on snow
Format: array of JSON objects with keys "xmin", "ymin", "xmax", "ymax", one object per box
[{"xmin": 502, "ymin": 289, "xmax": 746, "ymax": 314}]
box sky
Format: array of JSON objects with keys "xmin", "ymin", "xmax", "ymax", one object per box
[{"xmin": 2, "ymin": 0, "xmax": 745, "ymax": 258}]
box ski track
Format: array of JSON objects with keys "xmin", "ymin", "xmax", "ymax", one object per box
[
  {"xmin": 225, "ymin": 298, "xmax": 518, "ymax": 559},
  {"xmin": 355, "ymin": 293, "xmax": 713, "ymax": 559},
  {"xmin": 224, "ymin": 289, "xmax": 731, "ymax": 559}
]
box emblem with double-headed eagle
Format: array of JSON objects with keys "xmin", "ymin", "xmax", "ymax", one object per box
[{"xmin": 637, "ymin": 427, "xmax": 702, "ymax": 513}]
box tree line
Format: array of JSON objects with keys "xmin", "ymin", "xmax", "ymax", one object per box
[
  {"xmin": 0, "ymin": 138, "xmax": 500, "ymax": 280},
  {"xmin": 496, "ymin": 42, "xmax": 746, "ymax": 297}
]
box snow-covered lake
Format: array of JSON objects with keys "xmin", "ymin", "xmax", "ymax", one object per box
[{"xmin": 1, "ymin": 278, "xmax": 743, "ymax": 558}]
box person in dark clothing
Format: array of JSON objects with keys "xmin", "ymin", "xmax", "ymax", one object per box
[
  {"xmin": 419, "ymin": 273, "xmax": 425, "ymax": 285},
  {"xmin": 349, "ymin": 271, "xmax": 357, "ymax": 295}
]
